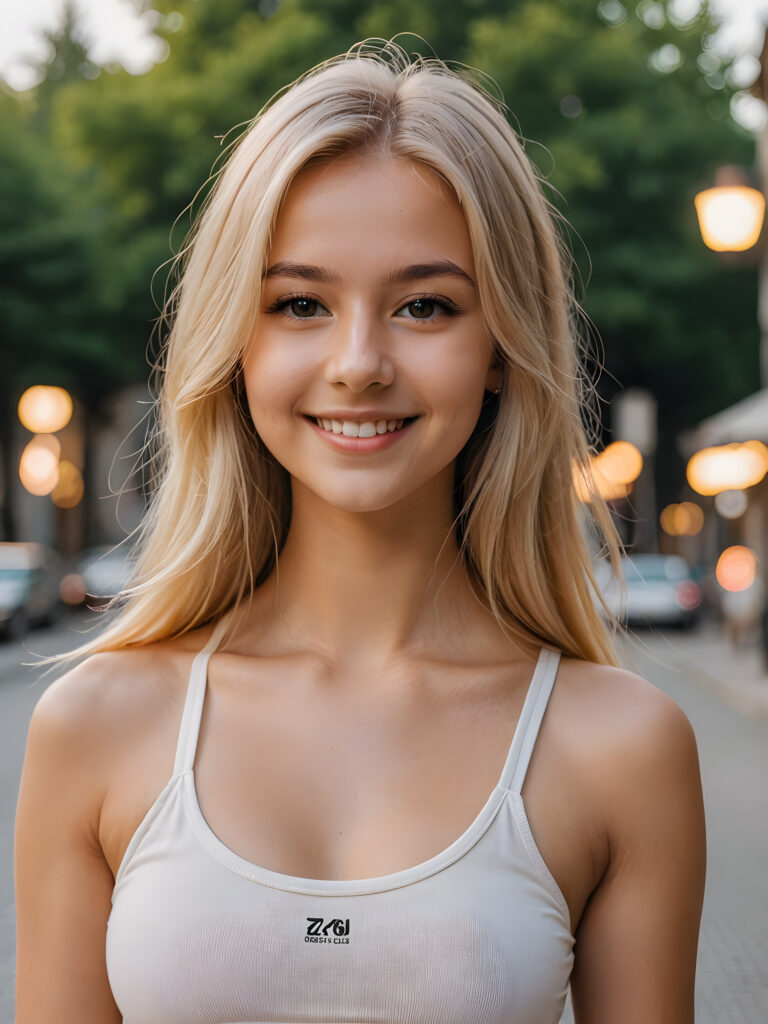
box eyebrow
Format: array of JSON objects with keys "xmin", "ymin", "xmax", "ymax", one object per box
[{"xmin": 263, "ymin": 260, "xmax": 476, "ymax": 287}]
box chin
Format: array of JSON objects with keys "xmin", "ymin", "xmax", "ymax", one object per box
[
  {"xmin": 313, "ymin": 493, "xmax": 409, "ymax": 514},
  {"xmin": 296, "ymin": 478, "xmax": 422, "ymax": 515}
]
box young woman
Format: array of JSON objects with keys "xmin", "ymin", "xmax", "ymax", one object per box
[{"xmin": 15, "ymin": 42, "xmax": 706, "ymax": 1024}]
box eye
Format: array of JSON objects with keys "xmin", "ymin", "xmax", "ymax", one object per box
[
  {"xmin": 265, "ymin": 294, "xmax": 330, "ymax": 319},
  {"xmin": 395, "ymin": 295, "xmax": 460, "ymax": 320}
]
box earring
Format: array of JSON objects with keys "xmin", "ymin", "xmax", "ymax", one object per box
[{"xmin": 493, "ymin": 385, "xmax": 501, "ymax": 394}]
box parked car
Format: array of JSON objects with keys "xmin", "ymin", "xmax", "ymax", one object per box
[
  {"xmin": 0, "ymin": 542, "xmax": 64, "ymax": 639},
  {"xmin": 594, "ymin": 553, "xmax": 702, "ymax": 630},
  {"xmin": 67, "ymin": 545, "xmax": 137, "ymax": 607}
]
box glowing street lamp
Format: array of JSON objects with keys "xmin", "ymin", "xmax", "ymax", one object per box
[{"xmin": 694, "ymin": 165, "xmax": 765, "ymax": 253}]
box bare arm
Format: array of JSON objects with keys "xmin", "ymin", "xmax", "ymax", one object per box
[
  {"xmin": 15, "ymin": 658, "xmax": 123, "ymax": 1023},
  {"xmin": 571, "ymin": 681, "xmax": 706, "ymax": 1023}
]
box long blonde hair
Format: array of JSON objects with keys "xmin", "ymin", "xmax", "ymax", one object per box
[{"xmin": 36, "ymin": 39, "xmax": 623, "ymax": 671}]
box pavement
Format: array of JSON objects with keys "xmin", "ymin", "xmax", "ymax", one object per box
[
  {"xmin": 620, "ymin": 618, "xmax": 768, "ymax": 723},
  {"xmin": 624, "ymin": 624, "xmax": 768, "ymax": 1024}
]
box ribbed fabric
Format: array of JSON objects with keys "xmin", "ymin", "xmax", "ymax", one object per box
[{"xmin": 106, "ymin": 613, "xmax": 575, "ymax": 1024}]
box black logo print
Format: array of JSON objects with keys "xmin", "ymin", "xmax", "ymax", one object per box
[{"xmin": 305, "ymin": 917, "xmax": 351, "ymax": 944}]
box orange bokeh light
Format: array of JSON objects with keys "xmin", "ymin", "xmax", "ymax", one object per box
[
  {"xmin": 694, "ymin": 185, "xmax": 765, "ymax": 252},
  {"xmin": 687, "ymin": 441, "xmax": 768, "ymax": 496},
  {"xmin": 716, "ymin": 545, "xmax": 758, "ymax": 592},
  {"xmin": 660, "ymin": 501, "xmax": 704, "ymax": 537},
  {"xmin": 574, "ymin": 441, "xmax": 643, "ymax": 502},
  {"xmin": 18, "ymin": 435, "xmax": 61, "ymax": 496},
  {"xmin": 17, "ymin": 385, "xmax": 73, "ymax": 433}
]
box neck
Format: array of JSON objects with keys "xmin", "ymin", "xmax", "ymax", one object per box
[{"xmin": 258, "ymin": 471, "xmax": 490, "ymax": 668}]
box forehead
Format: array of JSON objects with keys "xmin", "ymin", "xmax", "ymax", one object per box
[{"xmin": 268, "ymin": 154, "xmax": 474, "ymax": 270}]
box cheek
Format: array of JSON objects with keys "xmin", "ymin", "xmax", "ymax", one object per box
[
  {"xmin": 415, "ymin": 331, "xmax": 491, "ymax": 417},
  {"xmin": 241, "ymin": 337, "xmax": 313, "ymax": 429}
]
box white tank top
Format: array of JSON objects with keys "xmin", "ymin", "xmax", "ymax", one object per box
[{"xmin": 106, "ymin": 612, "xmax": 575, "ymax": 1024}]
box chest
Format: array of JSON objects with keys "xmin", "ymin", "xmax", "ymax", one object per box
[
  {"xmin": 107, "ymin": 795, "xmax": 575, "ymax": 1024},
  {"xmin": 101, "ymin": 655, "xmax": 603, "ymax": 935}
]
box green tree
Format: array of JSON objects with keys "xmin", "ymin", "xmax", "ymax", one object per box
[
  {"xmin": 466, "ymin": 0, "xmax": 757, "ymax": 501},
  {"xmin": 0, "ymin": 7, "xmax": 144, "ymax": 540}
]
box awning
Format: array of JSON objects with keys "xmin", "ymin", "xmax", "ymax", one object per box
[{"xmin": 682, "ymin": 388, "xmax": 768, "ymax": 454}]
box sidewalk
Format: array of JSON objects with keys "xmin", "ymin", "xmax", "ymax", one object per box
[{"xmin": 620, "ymin": 623, "xmax": 768, "ymax": 723}]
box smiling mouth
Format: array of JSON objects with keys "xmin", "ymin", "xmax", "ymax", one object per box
[{"xmin": 305, "ymin": 416, "xmax": 419, "ymax": 437}]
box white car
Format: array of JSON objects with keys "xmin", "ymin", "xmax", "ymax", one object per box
[
  {"xmin": 0, "ymin": 542, "xmax": 63, "ymax": 639},
  {"xmin": 594, "ymin": 554, "xmax": 702, "ymax": 629},
  {"xmin": 71, "ymin": 545, "xmax": 137, "ymax": 607}
]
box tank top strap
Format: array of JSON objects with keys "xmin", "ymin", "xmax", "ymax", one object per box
[
  {"xmin": 172, "ymin": 610, "xmax": 236, "ymax": 777},
  {"xmin": 501, "ymin": 646, "xmax": 562, "ymax": 794}
]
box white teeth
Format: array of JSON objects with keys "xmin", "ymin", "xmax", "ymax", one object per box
[
  {"xmin": 341, "ymin": 420, "xmax": 377, "ymax": 437},
  {"xmin": 315, "ymin": 416, "xmax": 412, "ymax": 436}
]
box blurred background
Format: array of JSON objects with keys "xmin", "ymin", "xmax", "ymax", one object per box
[{"xmin": 1, "ymin": 1, "xmax": 767, "ymax": 1021}]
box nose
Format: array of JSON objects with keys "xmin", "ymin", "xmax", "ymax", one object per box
[{"xmin": 323, "ymin": 308, "xmax": 395, "ymax": 392}]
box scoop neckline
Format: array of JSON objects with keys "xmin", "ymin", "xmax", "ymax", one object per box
[
  {"xmin": 180, "ymin": 645, "xmax": 556, "ymax": 896},
  {"xmin": 182, "ymin": 770, "xmax": 510, "ymax": 896}
]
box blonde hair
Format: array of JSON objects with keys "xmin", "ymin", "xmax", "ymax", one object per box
[{"xmin": 37, "ymin": 39, "xmax": 623, "ymax": 671}]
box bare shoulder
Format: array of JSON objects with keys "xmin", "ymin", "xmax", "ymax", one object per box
[
  {"xmin": 32, "ymin": 615, "xmax": 223, "ymax": 729},
  {"xmin": 554, "ymin": 656, "xmax": 703, "ymax": 835},
  {"xmin": 28, "ymin": 640, "xmax": 195, "ymax": 804},
  {"xmin": 33, "ymin": 646, "xmax": 178, "ymax": 742}
]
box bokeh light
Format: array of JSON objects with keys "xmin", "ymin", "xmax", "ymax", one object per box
[
  {"xmin": 714, "ymin": 489, "xmax": 748, "ymax": 520},
  {"xmin": 59, "ymin": 573, "xmax": 87, "ymax": 605},
  {"xmin": 716, "ymin": 545, "xmax": 758, "ymax": 592},
  {"xmin": 575, "ymin": 441, "xmax": 643, "ymax": 501},
  {"xmin": 687, "ymin": 441, "xmax": 768, "ymax": 495},
  {"xmin": 51, "ymin": 460, "xmax": 84, "ymax": 508},
  {"xmin": 660, "ymin": 501, "xmax": 704, "ymax": 536},
  {"xmin": 694, "ymin": 185, "xmax": 765, "ymax": 252},
  {"xmin": 18, "ymin": 435, "xmax": 61, "ymax": 496},
  {"xmin": 17, "ymin": 386, "xmax": 73, "ymax": 434},
  {"xmin": 599, "ymin": 441, "xmax": 643, "ymax": 484}
]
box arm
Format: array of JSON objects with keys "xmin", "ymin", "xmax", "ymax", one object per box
[
  {"xmin": 570, "ymin": 683, "xmax": 706, "ymax": 1023},
  {"xmin": 14, "ymin": 658, "xmax": 123, "ymax": 1023}
]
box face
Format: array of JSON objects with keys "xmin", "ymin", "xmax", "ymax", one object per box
[{"xmin": 242, "ymin": 153, "xmax": 499, "ymax": 514}]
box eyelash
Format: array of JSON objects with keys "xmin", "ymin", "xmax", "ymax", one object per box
[{"xmin": 264, "ymin": 292, "xmax": 463, "ymax": 320}]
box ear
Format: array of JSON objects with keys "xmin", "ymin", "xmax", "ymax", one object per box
[{"xmin": 485, "ymin": 366, "xmax": 502, "ymax": 394}]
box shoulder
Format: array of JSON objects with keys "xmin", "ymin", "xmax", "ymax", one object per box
[
  {"xmin": 33, "ymin": 646, "xmax": 177, "ymax": 737},
  {"xmin": 560, "ymin": 655, "xmax": 696, "ymax": 743},
  {"xmin": 555, "ymin": 656, "xmax": 695, "ymax": 742},
  {"xmin": 27, "ymin": 642, "xmax": 193, "ymax": 799},
  {"xmin": 31, "ymin": 618, "xmax": 221, "ymax": 732},
  {"xmin": 555, "ymin": 656, "xmax": 702, "ymax": 842}
]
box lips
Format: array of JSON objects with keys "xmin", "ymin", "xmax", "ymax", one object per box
[{"xmin": 304, "ymin": 414, "xmax": 418, "ymax": 451}]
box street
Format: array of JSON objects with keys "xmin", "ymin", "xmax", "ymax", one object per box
[
  {"xmin": 618, "ymin": 629, "xmax": 768, "ymax": 1024},
  {"xmin": 0, "ymin": 615, "xmax": 766, "ymax": 1023}
]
